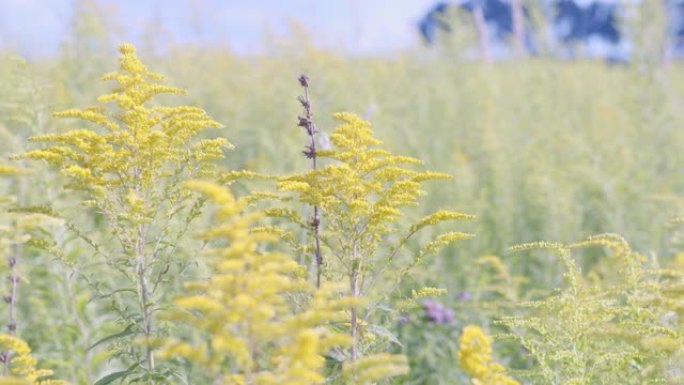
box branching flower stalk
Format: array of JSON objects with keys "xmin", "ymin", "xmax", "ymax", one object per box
[
  {"xmin": 277, "ymin": 112, "xmax": 474, "ymax": 382},
  {"xmin": 158, "ymin": 181, "xmax": 355, "ymax": 384},
  {"xmin": 297, "ymin": 74, "xmax": 324, "ymax": 288},
  {"xmin": 16, "ymin": 44, "xmax": 228, "ymax": 375}
]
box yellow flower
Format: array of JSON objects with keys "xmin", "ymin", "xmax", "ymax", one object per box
[
  {"xmin": 458, "ymin": 326, "xmax": 519, "ymax": 385},
  {"xmin": 18, "ymin": 43, "xmax": 226, "ymax": 194},
  {"xmin": 158, "ymin": 182, "xmax": 353, "ymax": 384},
  {"xmin": 0, "ymin": 334, "xmax": 66, "ymax": 385}
]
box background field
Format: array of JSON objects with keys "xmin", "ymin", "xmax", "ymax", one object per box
[{"xmin": 2, "ymin": 1, "xmax": 684, "ymax": 384}]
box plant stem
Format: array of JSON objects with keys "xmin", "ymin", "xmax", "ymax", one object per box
[
  {"xmin": 297, "ymin": 75, "xmax": 323, "ymax": 288},
  {"xmin": 137, "ymin": 223, "xmax": 155, "ymax": 370},
  {"xmin": 350, "ymin": 241, "xmax": 360, "ymax": 362}
]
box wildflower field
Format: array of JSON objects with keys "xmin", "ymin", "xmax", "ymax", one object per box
[{"xmin": 2, "ymin": 3, "xmax": 684, "ymax": 385}]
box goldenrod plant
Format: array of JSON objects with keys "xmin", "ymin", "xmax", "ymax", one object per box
[
  {"xmin": 158, "ymin": 181, "xmax": 354, "ymax": 385},
  {"xmin": 276, "ymin": 109, "xmax": 474, "ymax": 382},
  {"xmin": 500, "ymin": 236, "xmax": 683, "ymax": 384},
  {"xmin": 16, "ymin": 44, "xmax": 228, "ymax": 379}
]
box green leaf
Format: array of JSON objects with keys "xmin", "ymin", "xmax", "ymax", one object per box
[
  {"xmin": 88, "ymin": 288, "xmax": 137, "ymax": 304},
  {"xmin": 88, "ymin": 324, "xmax": 136, "ymax": 351},
  {"xmin": 94, "ymin": 368, "xmax": 134, "ymax": 385}
]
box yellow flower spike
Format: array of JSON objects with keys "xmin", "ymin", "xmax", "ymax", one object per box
[
  {"xmin": 458, "ymin": 326, "xmax": 519, "ymax": 385},
  {"xmin": 413, "ymin": 287, "xmax": 448, "ymax": 299},
  {"xmin": 16, "ymin": 42, "xmax": 227, "ymax": 194},
  {"xmin": 0, "ymin": 165, "xmax": 21, "ymax": 176},
  {"xmin": 343, "ymin": 353, "xmax": 409, "ymax": 385},
  {"xmin": 271, "ymin": 111, "xmax": 475, "ymax": 383},
  {"xmin": 158, "ymin": 182, "xmax": 354, "ymax": 383},
  {"xmin": 0, "ymin": 334, "xmax": 66, "ymax": 385},
  {"xmin": 276, "ymin": 112, "xmax": 474, "ymax": 279}
]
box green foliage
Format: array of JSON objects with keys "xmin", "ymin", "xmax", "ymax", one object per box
[
  {"xmin": 394, "ymin": 295, "xmax": 464, "ymax": 385},
  {"xmin": 0, "ymin": 169, "xmax": 67, "ymax": 385},
  {"xmin": 500, "ymin": 236, "xmax": 684, "ymax": 384}
]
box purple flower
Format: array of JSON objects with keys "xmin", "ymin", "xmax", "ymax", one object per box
[{"xmin": 422, "ymin": 299, "xmax": 456, "ymax": 325}]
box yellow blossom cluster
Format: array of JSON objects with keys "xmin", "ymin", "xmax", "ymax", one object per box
[
  {"xmin": 159, "ymin": 181, "xmax": 355, "ymax": 384},
  {"xmin": 458, "ymin": 325, "xmax": 519, "ymax": 385},
  {"xmin": 276, "ymin": 111, "xmax": 474, "ymax": 289},
  {"xmin": 278, "ymin": 113, "xmax": 472, "ymax": 254},
  {"xmin": 17, "ymin": 43, "xmax": 228, "ymax": 198},
  {"xmin": 412, "ymin": 287, "xmax": 448, "ymax": 299},
  {"xmin": 0, "ymin": 165, "xmax": 20, "ymax": 177},
  {"xmin": 0, "ymin": 334, "xmax": 66, "ymax": 385},
  {"xmin": 342, "ymin": 353, "xmax": 409, "ymax": 385},
  {"xmin": 276, "ymin": 112, "xmax": 474, "ymax": 383}
]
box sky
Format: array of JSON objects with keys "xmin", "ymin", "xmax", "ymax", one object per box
[{"xmin": 0, "ymin": 0, "xmax": 439, "ymax": 57}]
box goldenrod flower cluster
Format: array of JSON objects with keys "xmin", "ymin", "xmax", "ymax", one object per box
[
  {"xmin": 18, "ymin": 43, "xmax": 227, "ymax": 202},
  {"xmin": 458, "ymin": 325, "xmax": 519, "ymax": 385},
  {"xmin": 276, "ymin": 112, "xmax": 474, "ymax": 383},
  {"xmin": 276, "ymin": 111, "xmax": 474, "ymax": 286},
  {"xmin": 342, "ymin": 353, "xmax": 409, "ymax": 385},
  {"xmin": 278, "ymin": 113, "xmax": 473, "ymax": 259},
  {"xmin": 0, "ymin": 334, "xmax": 66, "ymax": 385},
  {"xmin": 0, "ymin": 165, "xmax": 20, "ymax": 178},
  {"xmin": 159, "ymin": 181, "xmax": 354, "ymax": 384}
]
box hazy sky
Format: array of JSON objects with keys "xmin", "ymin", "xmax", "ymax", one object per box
[{"xmin": 0, "ymin": 0, "xmax": 439, "ymax": 57}]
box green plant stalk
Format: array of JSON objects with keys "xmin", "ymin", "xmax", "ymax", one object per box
[
  {"xmin": 137, "ymin": 224, "xmax": 155, "ymax": 371},
  {"xmin": 350, "ymin": 240, "xmax": 360, "ymax": 362}
]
